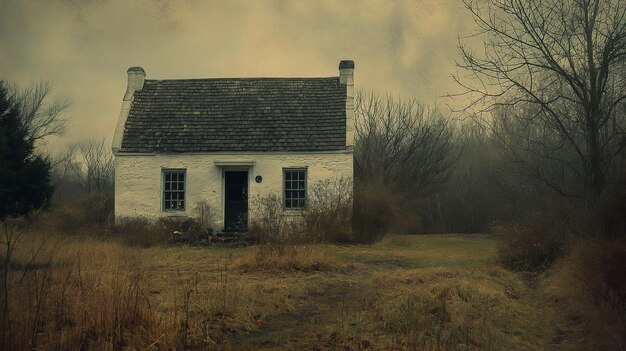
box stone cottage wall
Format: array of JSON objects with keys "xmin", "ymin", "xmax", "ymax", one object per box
[{"xmin": 114, "ymin": 151, "xmax": 353, "ymax": 229}]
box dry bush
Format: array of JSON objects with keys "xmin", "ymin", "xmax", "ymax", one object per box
[
  {"xmin": 493, "ymin": 213, "xmax": 567, "ymax": 272},
  {"xmin": 245, "ymin": 187, "xmax": 359, "ymax": 271},
  {"xmin": 353, "ymin": 180, "xmax": 404, "ymax": 243},
  {"xmin": 115, "ymin": 203, "xmax": 215, "ymax": 247},
  {"xmin": 545, "ymin": 239, "xmax": 626, "ymax": 350},
  {"xmin": 43, "ymin": 192, "xmax": 113, "ymax": 234},
  {"xmin": 250, "ymin": 178, "xmax": 399, "ymax": 246},
  {"xmin": 301, "ymin": 177, "xmax": 353, "ymax": 243},
  {"xmin": 248, "ymin": 193, "xmax": 305, "ymax": 249},
  {"xmin": 194, "ymin": 200, "xmax": 217, "ymax": 233},
  {"xmin": 247, "ymin": 193, "xmax": 299, "ymax": 267},
  {"xmin": 113, "ymin": 217, "xmax": 172, "ymax": 247}
]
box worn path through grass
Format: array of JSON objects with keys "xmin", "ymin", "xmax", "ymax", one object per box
[
  {"xmin": 185, "ymin": 234, "xmax": 559, "ymax": 350},
  {"xmin": 63, "ymin": 234, "xmax": 565, "ymax": 350}
]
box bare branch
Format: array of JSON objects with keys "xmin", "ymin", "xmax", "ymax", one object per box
[
  {"xmin": 354, "ymin": 90, "xmax": 459, "ymax": 199},
  {"xmin": 455, "ymin": 0, "xmax": 626, "ymax": 198},
  {"xmin": 7, "ymin": 81, "xmax": 70, "ymax": 146}
]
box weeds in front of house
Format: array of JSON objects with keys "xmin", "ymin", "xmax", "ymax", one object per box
[
  {"xmin": 8, "ymin": 186, "xmax": 620, "ymax": 350},
  {"xmin": 2, "ymin": 214, "xmax": 560, "ymax": 350},
  {"xmin": 38, "ymin": 193, "xmax": 219, "ymax": 248},
  {"xmin": 0, "ymin": 217, "xmax": 304, "ymax": 350},
  {"xmin": 302, "ymin": 177, "xmax": 354, "ymax": 243},
  {"xmin": 245, "ymin": 181, "xmax": 362, "ymax": 272}
]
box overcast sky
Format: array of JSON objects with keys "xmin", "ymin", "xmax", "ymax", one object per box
[{"xmin": 0, "ymin": 0, "xmax": 475, "ymax": 153}]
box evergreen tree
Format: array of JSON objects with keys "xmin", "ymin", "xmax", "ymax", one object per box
[{"xmin": 0, "ymin": 81, "xmax": 53, "ymax": 219}]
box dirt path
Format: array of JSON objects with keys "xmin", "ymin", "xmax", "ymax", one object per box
[
  {"xmin": 231, "ymin": 273, "xmax": 367, "ymax": 350},
  {"xmin": 229, "ymin": 268, "xmax": 375, "ymax": 350}
]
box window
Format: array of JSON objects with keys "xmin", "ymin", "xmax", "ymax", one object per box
[
  {"xmin": 284, "ymin": 169, "xmax": 307, "ymax": 209},
  {"xmin": 163, "ymin": 169, "xmax": 186, "ymax": 210}
]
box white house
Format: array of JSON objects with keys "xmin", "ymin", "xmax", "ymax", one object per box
[{"xmin": 111, "ymin": 60, "xmax": 355, "ymax": 231}]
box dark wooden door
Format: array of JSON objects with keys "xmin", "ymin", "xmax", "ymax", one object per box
[{"xmin": 224, "ymin": 171, "xmax": 248, "ymax": 231}]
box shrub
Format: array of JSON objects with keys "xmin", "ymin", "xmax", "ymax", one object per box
[
  {"xmin": 43, "ymin": 192, "xmax": 114, "ymax": 235},
  {"xmin": 493, "ymin": 213, "xmax": 567, "ymax": 272},
  {"xmin": 248, "ymin": 177, "xmax": 405, "ymax": 248},
  {"xmin": 248, "ymin": 194, "xmax": 303, "ymax": 255},
  {"xmin": 115, "ymin": 216, "xmax": 217, "ymax": 247},
  {"xmin": 353, "ymin": 180, "xmax": 403, "ymax": 243},
  {"xmin": 250, "ymin": 178, "xmax": 355, "ymax": 246},
  {"xmin": 193, "ymin": 200, "xmax": 217, "ymax": 233},
  {"xmin": 301, "ymin": 177, "xmax": 353, "ymax": 243},
  {"xmin": 113, "ymin": 217, "xmax": 171, "ymax": 248}
]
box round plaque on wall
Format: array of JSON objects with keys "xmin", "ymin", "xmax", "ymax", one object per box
[{"xmin": 255, "ymin": 175, "xmax": 263, "ymax": 183}]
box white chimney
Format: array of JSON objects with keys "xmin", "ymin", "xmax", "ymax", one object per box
[
  {"xmin": 339, "ymin": 60, "xmax": 355, "ymax": 147},
  {"xmin": 124, "ymin": 66, "xmax": 146, "ymax": 101},
  {"xmin": 113, "ymin": 66, "xmax": 146, "ymax": 153}
]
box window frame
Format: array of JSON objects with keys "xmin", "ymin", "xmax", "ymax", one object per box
[
  {"xmin": 162, "ymin": 168, "xmax": 187, "ymax": 212},
  {"xmin": 283, "ymin": 168, "xmax": 307, "ymax": 210}
]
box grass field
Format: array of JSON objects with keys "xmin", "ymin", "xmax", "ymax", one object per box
[{"xmin": 5, "ymin": 233, "xmax": 570, "ymax": 350}]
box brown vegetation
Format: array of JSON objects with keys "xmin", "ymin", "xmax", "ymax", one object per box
[
  {"xmin": 3, "ymin": 201, "xmax": 626, "ymax": 350},
  {"xmin": 1, "ymin": 218, "xmax": 559, "ymax": 350},
  {"xmin": 544, "ymin": 238, "xmax": 626, "ymax": 350},
  {"xmin": 493, "ymin": 213, "xmax": 568, "ymax": 272}
]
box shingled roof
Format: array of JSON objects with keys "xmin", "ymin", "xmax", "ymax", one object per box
[{"xmin": 119, "ymin": 76, "xmax": 347, "ymax": 153}]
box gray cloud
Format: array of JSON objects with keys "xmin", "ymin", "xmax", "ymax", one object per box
[{"xmin": 0, "ymin": 0, "xmax": 474, "ymax": 153}]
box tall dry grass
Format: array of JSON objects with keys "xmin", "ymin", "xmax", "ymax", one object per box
[
  {"xmin": 0, "ymin": 217, "xmax": 258, "ymax": 350},
  {"xmin": 544, "ymin": 238, "xmax": 626, "ymax": 350},
  {"xmin": 308, "ymin": 266, "xmax": 544, "ymax": 351},
  {"xmin": 233, "ymin": 245, "xmax": 360, "ymax": 273},
  {"xmin": 0, "ymin": 214, "xmax": 353, "ymax": 350},
  {"xmin": 0, "ymin": 218, "xmax": 172, "ymax": 350}
]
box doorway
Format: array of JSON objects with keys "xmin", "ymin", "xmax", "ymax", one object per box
[{"xmin": 224, "ymin": 171, "xmax": 248, "ymax": 231}]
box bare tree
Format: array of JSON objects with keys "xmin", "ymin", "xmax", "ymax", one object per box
[
  {"xmin": 68, "ymin": 139, "xmax": 114, "ymax": 195},
  {"xmin": 354, "ymin": 91, "xmax": 458, "ymax": 199},
  {"xmin": 8, "ymin": 81, "xmax": 70, "ymax": 146},
  {"xmin": 455, "ymin": 0, "xmax": 626, "ymax": 199}
]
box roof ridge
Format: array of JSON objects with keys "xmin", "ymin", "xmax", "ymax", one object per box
[{"xmin": 144, "ymin": 76, "xmax": 339, "ymax": 82}]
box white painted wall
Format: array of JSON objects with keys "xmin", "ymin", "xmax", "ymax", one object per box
[{"xmin": 114, "ymin": 151, "xmax": 353, "ymax": 229}]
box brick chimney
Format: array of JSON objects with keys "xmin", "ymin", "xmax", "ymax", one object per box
[
  {"xmin": 339, "ymin": 60, "xmax": 355, "ymax": 147},
  {"xmin": 124, "ymin": 66, "xmax": 146, "ymax": 101}
]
